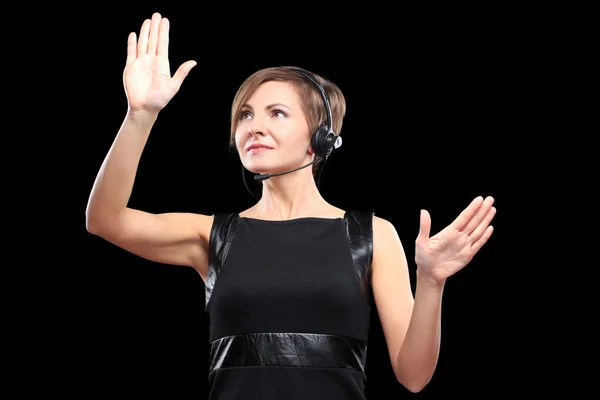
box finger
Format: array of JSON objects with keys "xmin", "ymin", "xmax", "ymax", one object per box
[
  {"xmin": 469, "ymin": 206, "xmax": 496, "ymax": 243},
  {"xmin": 157, "ymin": 18, "xmax": 169, "ymax": 57},
  {"xmin": 451, "ymin": 196, "xmax": 484, "ymax": 231},
  {"xmin": 463, "ymin": 196, "xmax": 495, "ymax": 234},
  {"xmin": 125, "ymin": 32, "xmax": 137, "ymax": 66},
  {"xmin": 170, "ymin": 60, "xmax": 197, "ymax": 92},
  {"xmin": 137, "ymin": 18, "xmax": 151, "ymax": 56},
  {"xmin": 147, "ymin": 13, "xmax": 162, "ymax": 55},
  {"xmin": 416, "ymin": 209, "xmax": 431, "ymax": 243},
  {"xmin": 471, "ymin": 225, "xmax": 494, "ymax": 255}
]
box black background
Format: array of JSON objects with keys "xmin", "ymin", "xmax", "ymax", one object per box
[{"xmin": 44, "ymin": 5, "xmax": 554, "ymax": 399}]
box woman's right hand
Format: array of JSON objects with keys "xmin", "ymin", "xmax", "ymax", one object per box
[{"xmin": 123, "ymin": 12, "xmax": 196, "ymax": 113}]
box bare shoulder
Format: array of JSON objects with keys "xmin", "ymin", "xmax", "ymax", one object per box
[
  {"xmin": 192, "ymin": 212, "xmax": 216, "ymax": 241},
  {"xmin": 371, "ymin": 215, "xmax": 407, "ymax": 270},
  {"xmin": 372, "ymin": 215, "xmax": 399, "ymax": 239}
]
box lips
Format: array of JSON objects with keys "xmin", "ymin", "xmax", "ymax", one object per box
[
  {"xmin": 246, "ymin": 144, "xmax": 273, "ymax": 152},
  {"xmin": 247, "ymin": 147, "xmax": 272, "ymax": 154}
]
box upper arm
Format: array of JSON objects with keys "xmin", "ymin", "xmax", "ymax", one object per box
[
  {"xmin": 371, "ymin": 215, "xmax": 415, "ymax": 376},
  {"xmin": 87, "ymin": 207, "xmax": 214, "ymax": 281}
]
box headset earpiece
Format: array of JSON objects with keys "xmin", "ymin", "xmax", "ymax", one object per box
[{"xmin": 311, "ymin": 125, "xmax": 342, "ymax": 158}]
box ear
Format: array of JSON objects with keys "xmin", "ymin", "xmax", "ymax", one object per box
[{"xmin": 307, "ymin": 132, "xmax": 316, "ymax": 155}]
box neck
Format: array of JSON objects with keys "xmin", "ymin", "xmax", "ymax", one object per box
[{"xmin": 251, "ymin": 163, "xmax": 328, "ymax": 220}]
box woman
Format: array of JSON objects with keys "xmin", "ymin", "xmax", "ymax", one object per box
[{"xmin": 86, "ymin": 12, "xmax": 496, "ymax": 400}]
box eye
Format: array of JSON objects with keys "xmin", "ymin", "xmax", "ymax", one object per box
[
  {"xmin": 272, "ymin": 109, "xmax": 287, "ymax": 118},
  {"xmin": 239, "ymin": 110, "xmax": 252, "ymax": 120}
]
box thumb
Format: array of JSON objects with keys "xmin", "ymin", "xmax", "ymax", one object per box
[
  {"xmin": 416, "ymin": 209, "xmax": 431, "ymax": 243},
  {"xmin": 170, "ymin": 60, "xmax": 197, "ymax": 92}
]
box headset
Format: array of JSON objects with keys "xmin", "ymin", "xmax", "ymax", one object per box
[{"xmin": 243, "ymin": 67, "xmax": 342, "ymax": 198}]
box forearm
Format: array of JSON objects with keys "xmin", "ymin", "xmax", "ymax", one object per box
[
  {"xmin": 86, "ymin": 110, "xmax": 158, "ymax": 229},
  {"xmin": 395, "ymin": 269, "xmax": 445, "ymax": 392}
]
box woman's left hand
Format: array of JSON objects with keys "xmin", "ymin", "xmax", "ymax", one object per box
[{"xmin": 414, "ymin": 196, "xmax": 497, "ymax": 282}]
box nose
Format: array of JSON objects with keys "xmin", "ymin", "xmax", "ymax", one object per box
[
  {"xmin": 247, "ymin": 114, "xmax": 269, "ymax": 137},
  {"xmin": 248, "ymin": 124, "xmax": 267, "ymax": 137}
]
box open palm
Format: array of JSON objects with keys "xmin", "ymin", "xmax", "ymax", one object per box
[
  {"xmin": 123, "ymin": 13, "xmax": 196, "ymax": 113},
  {"xmin": 414, "ymin": 196, "xmax": 496, "ymax": 282}
]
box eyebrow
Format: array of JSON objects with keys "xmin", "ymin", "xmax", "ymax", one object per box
[{"xmin": 241, "ymin": 102, "xmax": 292, "ymax": 111}]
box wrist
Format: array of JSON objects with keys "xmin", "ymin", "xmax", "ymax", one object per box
[
  {"xmin": 126, "ymin": 108, "xmax": 159, "ymax": 124},
  {"xmin": 416, "ymin": 267, "xmax": 446, "ymax": 291}
]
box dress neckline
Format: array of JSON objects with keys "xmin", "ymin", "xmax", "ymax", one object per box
[{"xmin": 237, "ymin": 210, "xmax": 347, "ymax": 223}]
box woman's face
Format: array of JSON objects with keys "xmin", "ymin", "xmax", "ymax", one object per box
[{"xmin": 235, "ymin": 81, "xmax": 313, "ymax": 176}]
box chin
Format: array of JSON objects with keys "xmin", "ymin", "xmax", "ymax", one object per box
[{"xmin": 244, "ymin": 161, "xmax": 272, "ymax": 175}]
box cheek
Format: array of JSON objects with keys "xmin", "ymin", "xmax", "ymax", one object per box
[
  {"xmin": 293, "ymin": 126, "xmax": 313, "ymax": 148},
  {"xmin": 234, "ymin": 129, "xmax": 245, "ymax": 151}
]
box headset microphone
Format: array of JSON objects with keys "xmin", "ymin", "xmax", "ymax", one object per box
[
  {"xmin": 254, "ymin": 153, "xmax": 329, "ymax": 182},
  {"xmin": 252, "ymin": 67, "xmax": 342, "ymax": 183}
]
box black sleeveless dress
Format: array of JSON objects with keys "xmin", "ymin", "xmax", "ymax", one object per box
[{"xmin": 205, "ymin": 211, "xmax": 375, "ymax": 400}]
